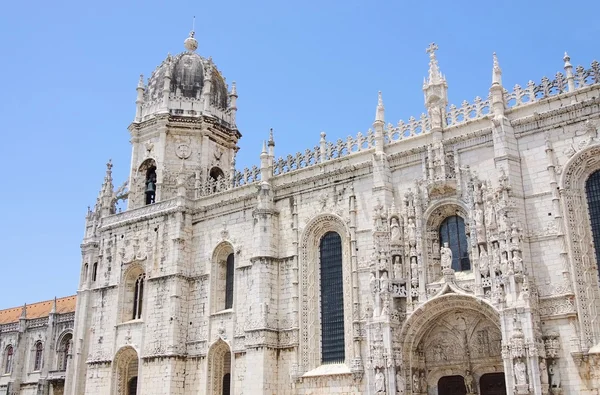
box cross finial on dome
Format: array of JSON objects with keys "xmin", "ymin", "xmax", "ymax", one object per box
[
  {"xmin": 184, "ymin": 17, "xmax": 198, "ymax": 52},
  {"xmin": 426, "ymin": 42, "xmax": 438, "ymax": 58}
]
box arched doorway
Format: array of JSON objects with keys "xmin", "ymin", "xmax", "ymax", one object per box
[
  {"xmin": 112, "ymin": 347, "xmax": 139, "ymax": 395},
  {"xmin": 207, "ymin": 339, "xmax": 232, "ymax": 395},
  {"xmin": 438, "ymin": 375, "xmax": 467, "ymax": 395},
  {"xmin": 398, "ymin": 294, "xmax": 505, "ymax": 394},
  {"xmin": 480, "ymin": 372, "xmax": 506, "ymax": 395}
]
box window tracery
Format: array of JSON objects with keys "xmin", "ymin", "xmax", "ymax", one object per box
[
  {"xmin": 439, "ymin": 215, "xmax": 471, "ymax": 271},
  {"xmin": 57, "ymin": 333, "xmax": 72, "ymax": 371},
  {"xmin": 120, "ymin": 265, "xmax": 145, "ymax": 322}
]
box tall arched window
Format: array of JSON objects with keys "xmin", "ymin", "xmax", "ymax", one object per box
[
  {"xmin": 4, "ymin": 345, "xmax": 13, "ymax": 374},
  {"xmin": 586, "ymin": 170, "xmax": 600, "ymax": 269},
  {"xmin": 225, "ymin": 253, "xmax": 234, "ymax": 310},
  {"xmin": 91, "ymin": 262, "xmax": 98, "ymax": 282},
  {"xmin": 33, "ymin": 342, "xmax": 43, "ymax": 371},
  {"xmin": 319, "ymin": 232, "xmax": 345, "ymax": 363},
  {"xmin": 132, "ymin": 274, "xmax": 145, "ymax": 320},
  {"xmin": 439, "ymin": 216, "xmax": 471, "ymax": 271},
  {"xmin": 57, "ymin": 333, "xmax": 72, "ymax": 371},
  {"xmin": 145, "ymin": 166, "xmax": 157, "ymax": 205}
]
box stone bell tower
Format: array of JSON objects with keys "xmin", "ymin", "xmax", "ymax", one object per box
[{"xmin": 127, "ymin": 30, "xmax": 240, "ymax": 209}]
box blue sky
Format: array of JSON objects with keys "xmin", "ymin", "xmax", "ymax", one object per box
[{"xmin": 0, "ymin": 0, "xmax": 598, "ymax": 308}]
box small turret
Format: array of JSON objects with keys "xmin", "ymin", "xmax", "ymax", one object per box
[{"xmin": 99, "ymin": 160, "xmax": 115, "ymax": 217}]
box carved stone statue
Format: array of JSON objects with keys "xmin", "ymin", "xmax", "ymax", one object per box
[
  {"xmin": 391, "ymin": 217, "xmax": 401, "ymax": 243},
  {"xmin": 370, "ymin": 273, "xmax": 379, "ymax": 294},
  {"xmin": 393, "ymin": 256, "xmax": 402, "ymax": 279},
  {"xmin": 396, "ymin": 371, "xmax": 405, "ymax": 395},
  {"xmin": 381, "ymin": 299, "xmax": 390, "ymax": 317},
  {"xmin": 375, "ymin": 369, "xmax": 386, "ymax": 393},
  {"xmin": 514, "ymin": 360, "xmax": 527, "ymax": 386},
  {"xmin": 440, "ymin": 242, "xmax": 453, "ymax": 270},
  {"xmin": 407, "ymin": 218, "xmax": 416, "ymax": 246},
  {"xmin": 539, "ymin": 359, "xmax": 549, "ymax": 385},
  {"xmin": 464, "ymin": 370, "xmax": 474, "ymax": 393},
  {"xmin": 411, "ymin": 261, "xmax": 418, "ymax": 281},
  {"xmin": 420, "ymin": 371, "xmax": 427, "ymax": 393},
  {"xmin": 479, "ymin": 248, "xmax": 489, "ymax": 276},
  {"xmin": 380, "ymin": 272, "xmax": 390, "ymax": 294},
  {"xmin": 549, "ymin": 360, "xmax": 561, "ymax": 388},
  {"xmin": 412, "ymin": 372, "xmax": 420, "ymax": 393},
  {"xmin": 475, "ymin": 207, "xmax": 486, "ymax": 243}
]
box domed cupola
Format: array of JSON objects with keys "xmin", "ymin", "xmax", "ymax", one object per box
[{"xmin": 135, "ymin": 31, "xmax": 237, "ymax": 125}]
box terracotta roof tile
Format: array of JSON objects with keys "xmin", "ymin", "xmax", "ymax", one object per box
[{"xmin": 0, "ymin": 295, "xmax": 77, "ymax": 325}]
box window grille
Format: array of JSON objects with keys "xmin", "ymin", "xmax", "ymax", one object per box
[
  {"xmin": 439, "ymin": 216, "xmax": 471, "ymax": 271},
  {"xmin": 225, "ymin": 254, "xmax": 234, "ymax": 309},
  {"xmin": 319, "ymin": 232, "xmax": 345, "ymax": 363},
  {"xmin": 586, "ymin": 170, "xmax": 600, "ymax": 270}
]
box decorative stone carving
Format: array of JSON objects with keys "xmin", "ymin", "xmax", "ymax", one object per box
[
  {"xmin": 440, "ymin": 242, "xmax": 453, "ymax": 270},
  {"xmin": 375, "ymin": 368, "xmax": 386, "ymax": 393}
]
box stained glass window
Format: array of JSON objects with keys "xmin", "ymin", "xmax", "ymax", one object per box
[
  {"xmin": 320, "ymin": 232, "xmax": 345, "ymax": 363},
  {"xmin": 439, "ymin": 216, "xmax": 471, "ymax": 271},
  {"xmin": 586, "ymin": 170, "xmax": 600, "ymax": 270}
]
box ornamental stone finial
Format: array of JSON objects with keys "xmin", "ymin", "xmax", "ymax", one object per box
[
  {"xmin": 184, "ymin": 18, "xmax": 198, "ymax": 52},
  {"xmin": 425, "ymin": 42, "xmax": 444, "ymax": 85}
]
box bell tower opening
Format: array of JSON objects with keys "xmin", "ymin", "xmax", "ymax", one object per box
[{"xmin": 144, "ymin": 166, "xmax": 157, "ymax": 205}]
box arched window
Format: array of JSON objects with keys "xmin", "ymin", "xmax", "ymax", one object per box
[
  {"xmin": 57, "ymin": 333, "xmax": 72, "ymax": 371},
  {"xmin": 83, "ymin": 263, "xmax": 88, "ymax": 284},
  {"xmin": 33, "ymin": 341, "xmax": 43, "ymax": 371},
  {"xmin": 319, "ymin": 231, "xmax": 344, "ymax": 363},
  {"xmin": 91, "ymin": 262, "xmax": 98, "ymax": 282},
  {"xmin": 132, "ymin": 274, "xmax": 145, "ymax": 320},
  {"xmin": 209, "ymin": 167, "xmax": 224, "ymax": 182},
  {"xmin": 439, "ymin": 215, "xmax": 471, "ymax": 271},
  {"xmin": 586, "ymin": 170, "xmax": 600, "ymax": 269},
  {"xmin": 225, "ymin": 253, "xmax": 234, "ymax": 310},
  {"xmin": 4, "ymin": 345, "xmax": 13, "ymax": 374}
]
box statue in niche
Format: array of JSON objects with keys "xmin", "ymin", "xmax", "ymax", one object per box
[
  {"xmin": 440, "ymin": 242, "xmax": 453, "ymax": 270},
  {"xmin": 475, "ymin": 206, "xmax": 486, "ymax": 243},
  {"xmin": 375, "ymin": 369, "xmax": 386, "ymax": 393},
  {"xmin": 485, "ymin": 195, "xmax": 497, "ymax": 231},
  {"xmin": 419, "ymin": 371, "xmax": 427, "ymax": 393},
  {"xmin": 512, "ymin": 250, "xmax": 524, "ymax": 274},
  {"xmin": 539, "ymin": 359, "xmax": 549, "ymax": 385},
  {"xmin": 514, "ymin": 360, "xmax": 527, "ymax": 386},
  {"xmin": 381, "ymin": 299, "xmax": 390, "ymax": 317},
  {"xmin": 412, "ymin": 372, "xmax": 420, "ymax": 393},
  {"xmin": 433, "ymin": 343, "xmax": 447, "ymax": 362},
  {"xmin": 407, "ymin": 218, "xmax": 416, "ymax": 245},
  {"xmin": 464, "ymin": 370, "xmax": 474, "ymax": 393},
  {"xmin": 370, "ymin": 273, "xmax": 379, "ymax": 294},
  {"xmin": 396, "ymin": 370, "xmax": 405, "ymax": 395},
  {"xmin": 411, "ymin": 261, "xmax": 418, "ymax": 281},
  {"xmin": 549, "ymin": 360, "xmax": 561, "ymax": 388},
  {"xmin": 380, "ymin": 272, "xmax": 390, "ymax": 294},
  {"xmin": 429, "ymin": 105, "xmax": 443, "ymax": 130},
  {"xmin": 479, "ymin": 248, "xmax": 490, "ymax": 276},
  {"xmin": 391, "ymin": 217, "xmax": 401, "ymax": 243},
  {"xmin": 393, "ymin": 256, "xmax": 402, "ymax": 279}
]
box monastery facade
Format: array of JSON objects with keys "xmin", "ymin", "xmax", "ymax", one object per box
[{"xmin": 4, "ymin": 31, "xmax": 600, "ymax": 395}]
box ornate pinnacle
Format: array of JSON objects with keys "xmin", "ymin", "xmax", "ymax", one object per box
[
  {"xmin": 230, "ymin": 81, "xmax": 237, "ymax": 96},
  {"xmin": 137, "ymin": 74, "xmax": 144, "ymax": 89},
  {"xmin": 268, "ymin": 128, "xmax": 275, "ymax": 147},
  {"xmin": 21, "ymin": 303, "xmax": 27, "ymax": 319},
  {"xmin": 375, "ymin": 91, "xmax": 385, "ymax": 123},
  {"xmin": 492, "ymin": 52, "xmax": 502, "ymax": 87},
  {"xmin": 425, "ymin": 42, "xmax": 444, "ymax": 85},
  {"xmin": 563, "ymin": 51, "xmax": 571, "ymax": 66}
]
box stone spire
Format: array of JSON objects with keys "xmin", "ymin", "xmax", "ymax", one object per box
[
  {"xmin": 50, "ymin": 297, "xmax": 57, "ymax": 314},
  {"xmin": 229, "ymin": 81, "xmax": 238, "ymax": 124},
  {"xmin": 564, "ymin": 52, "xmax": 576, "ymax": 95},
  {"xmin": 20, "ymin": 303, "xmax": 27, "ymax": 319},
  {"xmin": 375, "ymin": 91, "xmax": 385, "ymax": 123},
  {"xmin": 422, "ymin": 43, "xmax": 448, "ymax": 131},
  {"xmin": 135, "ymin": 74, "xmax": 145, "ymax": 123}
]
